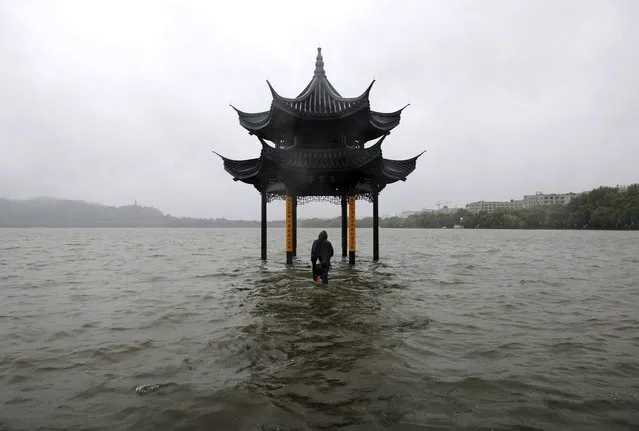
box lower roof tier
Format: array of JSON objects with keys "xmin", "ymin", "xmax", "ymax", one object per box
[{"xmin": 214, "ymin": 144, "xmax": 424, "ymax": 196}]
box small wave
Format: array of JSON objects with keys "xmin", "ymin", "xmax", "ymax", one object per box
[
  {"xmin": 67, "ymin": 380, "xmax": 125, "ymax": 401},
  {"xmin": 438, "ymin": 279, "xmax": 466, "ymax": 286},
  {"xmin": 450, "ymin": 253, "xmax": 473, "ymax": 258},
  {"xmin": 146, "ymin": 275, "xmax": 168, "ymax": 282},
  {"xmin": 85, "ymin": 340, "xmax": 153, "ymax": 363},
  {"xmin": 35, "ymin": 362, "xmax": 84, "ymax": 372},
  {"xmin": 519, "ymin": 279, "xmax": 564, "ymax": 287},
  {"xmin": 194, "ymin": 273, "xmax": 219, "ymax": 279},
  {"xmin": 613, "ymin": 361, "xmax": 638, "ymax": 376},
  {"xmin": 135, "ymin": 382, "xmax": 177, "ymax": 395},
  {"xmin": 48, "ymin": 330, "xmax": 77, "ymax": 340},
  {"xmin": 548, "ymin": 340, "xmax": 607, "ymax": 355},
  {"xmin": 5, "ymin": 396, "xmax": 31, "ymax": 405},
  {"xmin": 498, "ymin": 342, "xmax": 526, "ymax": 350},
  {"xmin": 395, "ymin": 319, "xmax": 432, "ymax": 332},
  {"xmin": 7, "ymin": 374, "xmax": 29, "ymax": 384}
]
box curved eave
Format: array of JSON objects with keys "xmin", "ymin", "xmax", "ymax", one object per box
[
  {"xmin": 370, "ymin": 104, "xmax": 409, "ymax": 132},
  {"xmin": 381, "ymin": 150, "xmax": 426, "ymax": 182},
  {"xmin": 212, "ymin": 151, "xmax": 262, "ymax": 181},
  {"xmin": 230, "ymin": 105, "xmax": 272, "ymax": 133}
]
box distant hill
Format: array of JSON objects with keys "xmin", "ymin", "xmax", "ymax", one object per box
[{"xmin": 0, "ymin": 197, "xmax": 265, "ymax": 228}]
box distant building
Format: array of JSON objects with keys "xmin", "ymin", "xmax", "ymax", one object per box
[
  {"xmin": 466, "ymin": 191, "xmax": 581, "ymax": 213},
  {"xmin": 398, "ymin": 210, "xmax": 426, "ymax": 218},
  {"xmin": 465, "ymin": 200, "xmax": 523, "ymax": 213},
  {"xmin": 398, "ymin": 205, "xmax": 464, "ymax": 217},
  {"xmin": 436, "ymin": 205, "xmax": 462, "ymax": 214},
  {"xmin": 522, "ymin": 192, "xmax": 579, "ymax": 207}
]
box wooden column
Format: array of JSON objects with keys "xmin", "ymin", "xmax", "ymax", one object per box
[
  {"xmin": 261, "ymin": 191, "xmax": 267, "ymax": 261},
  {"xmin": 373, "ymin": 192, "xmax": 379, "ymax": 261},
  {"xmin": 285, "ymin": 195, "xmax": 293, "ymax": 265},
  {"xmin": 341, "ymin": 195, "xmax": 347, "ymax": 257},
  {"xmin": 348, "ymin": 196, "xmax": 356, "ymax": 265},
  {"xmin": 292, "ymin": 195, "xmax": 297, "ymax": 257}
]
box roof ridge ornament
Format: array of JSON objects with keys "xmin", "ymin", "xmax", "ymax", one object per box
[{"xmin": 314, "ymin": 47, "xmax": 325, "ymax": 77}]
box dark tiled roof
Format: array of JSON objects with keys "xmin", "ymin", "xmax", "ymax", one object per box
[
  {"xmin": 268, "ymin": 47, "xmax": 371, "ymax": 117},
  {"xmin": 268, "ymin": 78, "xmax": 372, "ymax": 118},
  {"xmin": 212, "ymin": 146, "xmax": 425, "ymax": 191},
  {"xmin": 260, "ymin": 140, "xmax": 382, "ymax": 171},
  {"xmin": 231, "ymin": 48, "xmax": 405, "ymax": 136},
  {"xmin": 231, "ymin": 108, "xmax": 270, "ymax": 130},
  {"xmin": 212, "ymin": 152, "xmax": 261, "ymax": 180},
  {"xmin": 370, "ymin": 106, "xmax": 409, "ymax": 131}
]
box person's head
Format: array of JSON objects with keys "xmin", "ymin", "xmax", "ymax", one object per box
[{"xmin": 318, "ymin": 230, "xmax": 328, "ymax": 241}]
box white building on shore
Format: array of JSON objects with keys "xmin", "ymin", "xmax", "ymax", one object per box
[{"xmin": 466, "ymin": 191, "xmax": 581, "ymax": 214}]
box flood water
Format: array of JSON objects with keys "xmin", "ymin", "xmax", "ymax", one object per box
[{"xmin": 1, "ymin": 228, "xmax": 638, "ymax": 430}]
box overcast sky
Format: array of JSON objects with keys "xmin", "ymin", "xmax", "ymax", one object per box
[{"xmin": 1, "ymin": 0, "xmax": 637, "ymax": 220}]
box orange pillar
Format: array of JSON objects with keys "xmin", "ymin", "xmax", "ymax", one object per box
[
  {"xmin": 285, "ymin": 195, "xmax": 293, "ymax": 264},
  {"xmin": 348, "ymin": 196, "xmax": 356, "ymax": 265}
]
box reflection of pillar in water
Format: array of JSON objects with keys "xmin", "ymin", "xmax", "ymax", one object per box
[{"xmin": 348, "ymin": 195, "xmax": 356, "ymax": 265}]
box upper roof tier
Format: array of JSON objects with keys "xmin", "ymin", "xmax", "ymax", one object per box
[{"xmin": 232, "ymin": 48, "xmax": 408, "ymax": 147}]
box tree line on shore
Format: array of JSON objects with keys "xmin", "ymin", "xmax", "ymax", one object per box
[
  {"xmin": 1, "ymin": 184, "xmax": 637, "ymax": 229},
  {"xmin": 300, "ymin": 184, "xmax": 639, "ymax": 230}
]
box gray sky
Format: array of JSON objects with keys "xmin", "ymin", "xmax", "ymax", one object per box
[{"xmin": 1, "ymin": 0, "xmax": 638, "ymax": 220}]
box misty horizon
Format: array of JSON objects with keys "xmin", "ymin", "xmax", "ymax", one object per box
[
  {"xmin": 0, "ymin": 180, "xmax": 628, "ymax": 221},
  {"xmin": 1, "ymin": 0, "xmax": 637, "ymax": 220}
]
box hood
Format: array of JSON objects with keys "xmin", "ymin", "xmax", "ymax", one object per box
[{"xmin": 318, "ymin": 230, "xmax": 328, "ymax": 241}]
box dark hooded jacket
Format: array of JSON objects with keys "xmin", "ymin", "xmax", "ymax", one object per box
[{"xmin": 311, "ymin": 230, "xmax": 334, "ymax": 264}]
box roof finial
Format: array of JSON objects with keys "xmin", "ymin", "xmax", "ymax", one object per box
[{"xmin": 314, "ymin": 46, "xmax": 325, "ymax": 77}]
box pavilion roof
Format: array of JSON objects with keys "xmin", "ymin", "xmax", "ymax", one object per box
[
  {"xmin": 213, "ymin": 136, "xmax": 425, "ymax": 195},
  {"xmin": 231, "ymin": 48, "xmax": 408, "ymax": 143}
]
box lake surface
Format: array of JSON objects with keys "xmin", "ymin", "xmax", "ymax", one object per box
[{"xmin": 1, "ymin": 228, "xmax": 638, "ymax": 430}]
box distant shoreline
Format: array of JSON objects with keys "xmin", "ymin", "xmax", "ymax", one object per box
[
  {"xmin": 2, "ymin": 184, "xmax": 637, "ymax": 230},
  {"xmin": 1, "ymin": 226, "xmax": 637, "ymax": 231}
]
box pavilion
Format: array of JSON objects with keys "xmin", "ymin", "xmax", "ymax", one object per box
[{"xmin": 214, "ymin": 48, "xmax": 424, "ymax": 264}]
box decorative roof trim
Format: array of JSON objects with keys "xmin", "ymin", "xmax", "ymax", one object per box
[
  {"xmin": 258, "ymin": 136, "xmax": 386, "ymax": 171},
  {"xmin": 212, "ymin": 151, "xmax": 262, "ymax": 180},
  {"xmin": 314, "ymin": 47, "xmax": 325, "ymax": 77},
  {"xmin": 230, "ymin": 104, "xmax": 272, "ymax": 130},
  {"xmin": 381, "ymin": 149, "xmax": 426, "ymax": 181}
]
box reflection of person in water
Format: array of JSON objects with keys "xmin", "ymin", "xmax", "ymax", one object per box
[{"xmin": 311, "ymin": 230, "xmax": 334, "ymax": 284}]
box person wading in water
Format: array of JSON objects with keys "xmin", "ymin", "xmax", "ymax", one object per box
[{"xmin": 311, "ymin": 230, "xmax": 334, "ymax": 284}]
